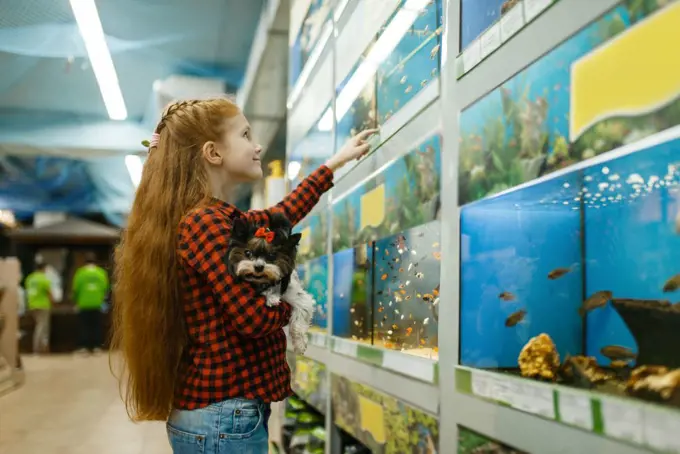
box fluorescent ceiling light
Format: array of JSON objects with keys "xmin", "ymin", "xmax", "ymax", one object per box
[
  {"xmin": 286, "ymin": 0, "xmax": 352, "ymax": 109},
  {"xmin": 317, "ymin": 0, "xmax": 429, "ymax": 131},
  {"xmin": 70, "ymin": 0, "xmax": 127, "ymax": 120},
  {"xmin": 125, "ymin": 155, "xmax": 143, "ymax": 187}
]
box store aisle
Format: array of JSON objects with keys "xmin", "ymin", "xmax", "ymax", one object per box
[{"xmin": 0, "ymin": 354, "xmax": 170, "ymax": 454}]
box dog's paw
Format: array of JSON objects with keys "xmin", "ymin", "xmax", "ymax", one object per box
[{"xmin": 265, "ymin": 293, "xmax": 280, "ymax": 307}]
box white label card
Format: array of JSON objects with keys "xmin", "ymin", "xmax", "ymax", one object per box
[
  {"xmin": 601, "ymin": 400, "xmax": 644, "ymax": 444},
  {"xmin": 480, "ymin": 23, "xmax": 501, "ymax": 59},
  {"xmin": 644, "ymin": 406, "xmax": 680, "ymax": 452},
  {"xmin": 461, "ymin": 40, "xmax": 482, "ymax": 72},
  {"xmin": 333, "ymin": 339, "xmax": 358, "ymax": 357},
  {"xmin": 383, "ymin": 352, "xmax": 434, "ymax": 382},
  {"xmin": 559, "ymin": 390, "xmax": 593, "ymax": 430},
  {"xmin": 524, "ymin": 0, "xmax": 553, "ymax": 22},
  {"xmin": 512, "ymin": 382, "xmax": 554, "ymax": 418},
  {"xmin": 471, "ymin": 371, "xmax": 492, "ymax": 398},
  {"xmin": 500, "ymin": 2, "xmax": 525, "ymax": 41}
]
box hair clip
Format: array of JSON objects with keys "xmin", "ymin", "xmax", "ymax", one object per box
[
  {"xmin": 141, "ymin": 133, "xmax": 160, "ymax": 151},
  {"xmin": 255, "ymin": 227, "xmax": 275, "ymax": 243}
]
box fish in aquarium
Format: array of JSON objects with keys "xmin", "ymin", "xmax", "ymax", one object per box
[
  {"xmin": 663, "ymin": 273, "xmax": 680, "ymax": 292},
  {"xmin": 505, "ymin": 309, "xmax": 526, "ymax": 327},
  {"xmin": 404, "ymin": 85, "xmax": 413, "ymax": 94},
  {"xmin": 601, "ymin": 345, "xmax": 637, "ymax": 362},
  {"xmin": 429, "ymin": 44, "xmax": 440, "ymax": 60},
  {"xmin": 578, "ymin": 290, "xmax": 613, "ymax": 316},
  {"xmin": 547, "ymin": 266, "xmax": 574, "ymax": 280},
  {"xmin": 501, "ymin": 0, "xmax": 521, "ymax": 14},
  {"xmin": 400, "ymin": 75, "xmax": 408, "ymax": 84},
  {"xmin": 498, "ymin": 291, "xmax": 515, "ymax": 302},
  {"xmin": 420, "ymin": 79, "xmax": 428, "ymax": 88}
]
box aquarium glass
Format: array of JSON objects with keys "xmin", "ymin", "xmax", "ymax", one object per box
[
  {"xmin": 288, "ymin": 104, "xmax": 334, "ymax": 188},
  {"xmin": 458, "ymin": 0, "xmax": 680, "ymax": 206},
  {"xmin": 289, "ymin": 0, "xmax": 333, "ymax": 89},
  {"xmin": 460, "ymin": 0, "xmax": 508, "ymax": 51},
  {"xmin": 458, "ymin": 426, "xmax": 527, "ymax": 453},
  {"xmin": 334, "ymin": 54, "xmax": 378, "ymax": 152},
  {"xmin": 297, "ymin": 255, "xmax": 330, "ymax": 333},
  {"xmin": 376, "ymin": 0, "xmax": 442, "ymax": 125},
  {"xmin": 295, "ymin": 211, "xmax": 330, "ymax": 264},
  {"xmin": 331, "ymin": 244, "xmax": 373, "ymax": 344},
  {"xmin": 460, "ymin": 131, "xmax": 680, "ymax": 409},
  {"xmin": 373, "ymin": 222, "xmax": 440, "ymax": 359}
]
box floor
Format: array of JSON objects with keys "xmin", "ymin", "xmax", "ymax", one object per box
[{"xmin": 0, "ymin": 354, "xmax": 170, "ymax": 454}]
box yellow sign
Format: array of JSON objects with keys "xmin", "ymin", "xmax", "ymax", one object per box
[
  {"xmin": 298, "ymin": 226, "xmax": 311, "ymax": 255},
  {"xmin": 360, "ymin": 184, "xmax": 386, "ymax": 230},
  {"xmin": 358, "ymin": 395, "xmax": 387, "ymax": 444},
  {"xmin": 570, "ymin": 3, "xmax": 680, "ymax": 141}
]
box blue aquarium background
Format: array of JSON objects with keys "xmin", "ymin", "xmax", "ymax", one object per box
[
  {"xmin": 289, "ymin": 0, "xmax": 332, "ymax": 90},
  {"xmin": 298, "ymin": 255, "xmax": 330, "ymax": 331},
  {"xmin": 460, "ymin": 0, "xmax": 506, "ymax": 51},
  {"xmin": 460, "ymin": 132, "xmax": 680, "ymax": 368},
  {"xmin": 332, "ymin": 245, "xmax": 373, "ymax": 341},
  {"xmin": 460, "ymin": 173, "xmax": 583, "ymax": 368},
  {"xmin": 584, "ymin": 137, "xmax": 680, "ymax": 364}
]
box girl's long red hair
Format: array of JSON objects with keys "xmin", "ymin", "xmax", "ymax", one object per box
[{"xmin": 111, "ymin": 98, "xmax": 240, "ymax": 421}]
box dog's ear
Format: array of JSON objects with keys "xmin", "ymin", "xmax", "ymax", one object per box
[
  {"xmin": 230, "ymin": 217, "xmax": 249, "ymax": 243},
  {"xmin": 288, "ymin": 233, "xmax": 302, "ymax": 248}
]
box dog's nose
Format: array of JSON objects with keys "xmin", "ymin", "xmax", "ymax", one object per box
[{"xmin": 254, "ymin": 264, "xmax": 264, "ymax": 272}]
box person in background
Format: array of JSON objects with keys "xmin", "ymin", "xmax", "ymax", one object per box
[
  {"xmin": 25, "ymin": 262, "xmax": 53, "ymax": 354},
  {"xmin": 72, "ymin": 252, "xmax": 109, "ymax": 354}
]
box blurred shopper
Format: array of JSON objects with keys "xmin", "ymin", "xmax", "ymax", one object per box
[
  {"xmin": 72, "ymin": 252, "xmax": 109, "ymax": 354},
  {"xmin": 25, "ymin": 262, "xmax": 53, "ymax": 354}
]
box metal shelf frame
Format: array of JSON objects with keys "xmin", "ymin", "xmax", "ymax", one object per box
[{"xmin": 284, "ymin": 0, "xmax": 668, "ymax": 452}]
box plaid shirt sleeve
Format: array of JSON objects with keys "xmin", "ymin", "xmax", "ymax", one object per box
[
  {"xmin": 178, "ymin": 207, "xmax": 292, "ymax": 337},
  {"xmin": 246, "ymin": 164, "xmax": 334, "ymax": 226}
]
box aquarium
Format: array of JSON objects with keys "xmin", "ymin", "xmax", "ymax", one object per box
[
  {"xmin": 458, "ymin": 426, "xmax": 526, "ymax": 454},
  {"xmin": 289, "ymin": 0, "xmax": 333, "ymax": 90},
  {"xmin": 297, "ymin": 255, "xmax": 330, "ymax": 333},
  {"xmin": 288, "ymin": 104, "xmax": 334, "ymax": 188},
  {"xmin": 460, "ymin": 0, "xmax": 514, "ymax": 51},
  {"xmin": 460, "ymin": 131, "xmax": 680, "ymax": 410},
  {"xmin": 376, "ymin": 0, "xmax": 442, "ymax": 125},
  {"xmin": 295, "ymin": 210, "xmax": 330, "ymax": 264},
  {"xmin": 291, "ymin": 355, "xmax": 329, "ymax": 415},
  {"xmin": 332, "ymin": 244, "xmax": 373, "ymax": 344},
  {"xmin": 331, "ymin": 374, "xmax": 439, "ymax": 454}
]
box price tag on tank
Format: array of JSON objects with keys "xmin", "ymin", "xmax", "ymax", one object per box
[
  {"xmin": 514, "ymin": 382, "xmax": 554, "ymax": 418},
  {"xmin": 601, "ymin": 399, "xmax": 644, "ymax": 444},
  {"xmin": 480, "ymin": 23, "xmax": 501, "ymax": 59},
  {"xmin": 490, "ymin": 376, "xmax": 514, "ymax": 406},
  {"xmin": 334, "ymin": 339, "xmax": 358, "ymax": 358},
  {"xmin": 461, "ymin": 40, "xmax": 482, "ymax": 73},
  {"xmin": 471, "ymin": 370, "xmax": 492, "ymax": 399},
  {"xmin": 524, "ymin": 0, "xmax": 553, "ymax": 22},
  {"xmin": 643, "ymin": 406, "xmax": 680, "ymax": 452},
  {"xmin": 558, "ymin": 389, "xmax": 593, "ymax": 430},
  {"xmin": 500, "ymin": 1, "xmax": 525, "ymax": 41}
]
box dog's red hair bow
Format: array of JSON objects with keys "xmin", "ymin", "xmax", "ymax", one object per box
[{"xmin": 255, "ymin": 227, "xmax": 275, "ymax": 243}]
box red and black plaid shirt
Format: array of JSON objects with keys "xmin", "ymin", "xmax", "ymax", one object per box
[{"xmin": 174, "ymin": 165, "xmax": 334, "ymax": 410}]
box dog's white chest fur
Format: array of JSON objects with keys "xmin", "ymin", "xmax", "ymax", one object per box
[{"xmin": 262, "ymin": 270, "xmax": 315, "ymax": 354}]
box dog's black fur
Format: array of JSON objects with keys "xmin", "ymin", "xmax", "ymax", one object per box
[{"xmin": 227, "ymin": 212, "xmax": 302, "ymax": 294}]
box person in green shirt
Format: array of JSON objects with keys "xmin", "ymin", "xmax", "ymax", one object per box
[
  {"xmin": 72, "ymin": 252, "xmax": 109, "ymax": 354},
  {"xmin": 25, "ymin": 262, "xmax": 53, "ymax": 354}
]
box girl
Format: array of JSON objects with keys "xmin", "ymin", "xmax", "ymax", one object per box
[{"xmin": 111, "ymin": 97, "xmax": 375, "ymax": 453}]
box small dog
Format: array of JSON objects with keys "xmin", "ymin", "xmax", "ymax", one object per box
[{"xmin": 227, "ymin": 212, "xmax": 315, "ymax": 353}]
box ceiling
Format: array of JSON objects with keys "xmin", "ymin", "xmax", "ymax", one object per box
[{"xmin": 0, "ymin": 0, "xmax": 266, "ymax": 222}]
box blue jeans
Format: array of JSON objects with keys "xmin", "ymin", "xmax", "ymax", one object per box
[{"xmin": 166, "ymin": 398, "xmax": 272, "ymax": 454}]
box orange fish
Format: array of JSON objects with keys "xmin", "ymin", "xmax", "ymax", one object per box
[
  {"xmin": 505, "ymin": 309, "xmax": 527, "ymax": 327},
  {"xmin": 406, "ymin": 327, "xmax": 413, "ymax": 336},
  {"xmin": 499, "ymin": 291, "xmax": 515, "ymax": 302},
  {"xmin": 548, "ymin": 266, "xmax": 573, "ymax": 280},
  {"xmin": 433, "ymin": 252, "xmax": 442, "ymax": 260},
  {"xmin": 381, "ymin": 273, "xmax": 388, "ymax": 281}
]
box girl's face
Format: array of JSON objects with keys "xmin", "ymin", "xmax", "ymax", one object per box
[{"xmin": 218, "ymin": 113, "xmax": 264, "ymax": 183}]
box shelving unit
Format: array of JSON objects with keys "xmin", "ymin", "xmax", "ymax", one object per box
[{"xmin": 283, "ymin": 0, "xmax": 680, "ymax": 452}]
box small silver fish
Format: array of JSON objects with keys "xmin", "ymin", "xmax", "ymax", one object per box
[
  {"xmin": 548, "ymin": 266, "xmax": 573, "ymax": 280},
  {"xmin": 400, "ymin": 75, "xmax": 408, "ymax": 84},
  {"xmin": 498, "ymin": 291, "xmax": 515, "ymax": 302},
  {"xmin": 601, "ymin": 345, "xmax": 636, "ymax": 361},
  {"xmin": 578, "ymin": 290, "xmax": 612, "ymax": 316},
  {"xmin": 505, "ymin": 309, "xmax": 526, "ymax": 327},
  {"xmin": 420, "ymin": 79, "xmax": 428, "ymax": 87},
  {"xmin": 404, "ymin": 85, "xmax": 413, "ymax": 94},
  {"xmin": 429, "ymin": 44, "xmax": 440, "ymax": 60},
  {"xmin": 431, "ymin": 68, "xmax": 438, "ymax": 77},
  {"xmin": 663, "ymin": 273, "xmax": 680, "ymax": 292}
]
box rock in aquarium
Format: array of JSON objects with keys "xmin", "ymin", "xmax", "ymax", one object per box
[
  {"xmin": 518, "ymin": 333, "xmax": 560, "ymax": 381},
  {"xmin": 627, "ymin": 366, "xmax": 680, "ymax": 405}
]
